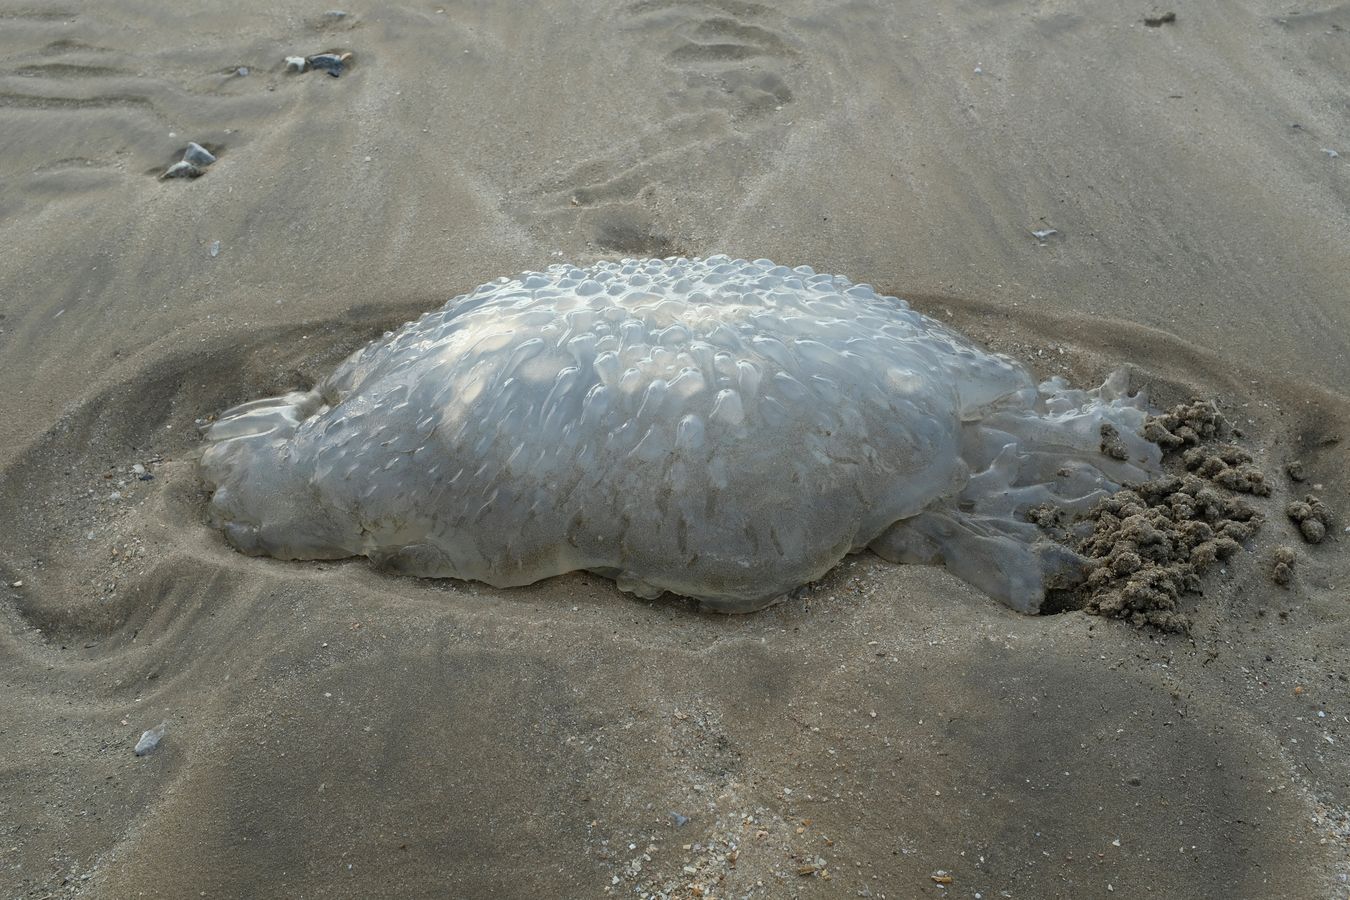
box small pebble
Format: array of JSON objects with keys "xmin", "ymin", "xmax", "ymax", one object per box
[
  {"xmin": 210, "ymin": 241, "xmax": 221, "ymax": 258},
  {"xmin": 235, "ymin": 66, "xmax": 250, "ymax": 77},
  {"xmin": 669, "ymin": 811, "xmax": 689, "ymax": 827}
]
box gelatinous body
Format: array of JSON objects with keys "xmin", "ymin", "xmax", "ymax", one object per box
[{"xmin": 200, "ymin": 256, "xmax": 1161, "ymax": 612}]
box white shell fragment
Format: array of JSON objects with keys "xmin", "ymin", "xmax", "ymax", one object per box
[
  {"xmin": 134, "ymin": 722, "xmax": 166, "ymax": 756},
  {"xmin": 161, "ymin": 160, "xmax": 201, "ymax": 179},
  {"xmin": 183, "ymin": 142, "xmax": 217, "ymax": 167},
  {"xmin": 200, "ymin": 256, "xmax": 1161, "ymax": 613}
]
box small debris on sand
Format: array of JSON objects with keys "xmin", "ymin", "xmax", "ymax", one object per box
[
  {"xmin": 161, "ymin": 142, "xmax": 218, "ymax": 180},
  {"xmin": 134, "ymin": 722, "xmax": 167, "ymax": 756},
  {"xmin": 161, "ymin": 160, "xmax": 202, "ymax": 180},
  {"xmin": 285, "ymin": 51, "xmax": 353, "ymax": 77},
  {"xmin": 1099, "ymin": 423, "xmax": 1130, "ymax": 460},
  {"xmin": 183, "ymin": 142, "xmax": 217, "ymax": 168},
  {"xmin": 1144, "ymin": 12, "xmax": 1177, "ymax": 27},
  {"xmin": 307, "ymin": 51, "xmax": 353, "ymax": 77},
  {"xmin": 1271, "ymin": 546, "xmax": 1296, "ymax": 587},
  {"xmin": 1285, "ymin": 460, "xmax": 1307, "ymax": 482},
  {"xmin": 1287, "ymin": 494, "xmax": 1332, "ymax": 543}
]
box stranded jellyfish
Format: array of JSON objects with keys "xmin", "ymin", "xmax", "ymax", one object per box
[{"xmin": 200, "ymin": 256, "xmax": 1160, "ymax": 612}]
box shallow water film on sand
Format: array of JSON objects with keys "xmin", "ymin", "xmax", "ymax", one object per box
[{"xmin": 200, "ymin": 255, "xmax": 1160, "ymax": 611}]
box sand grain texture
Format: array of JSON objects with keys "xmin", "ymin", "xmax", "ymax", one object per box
[{"xmin": 2, "ymin": 1, "xmax": 1348, "ymax": 898}]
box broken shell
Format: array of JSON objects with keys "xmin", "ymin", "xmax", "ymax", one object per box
[
  {"xmin": 306, "ymin": 51, "xmax": 352, "ymax": 77},
  {"xmin": 183, "ymin": 142, "xmax": 217, "ymax": 168},
  {"xmin": 285, "ymin": 56, "xmax": 309, "ymax": 73},
  {"xmin": 161, "ymin": 160, "xmax": 203, "ymax": 180}
]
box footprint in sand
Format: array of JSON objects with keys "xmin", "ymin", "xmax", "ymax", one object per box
[{"xmin": 518, "ymin": 0, "xmax": 815, "ymax": 255}]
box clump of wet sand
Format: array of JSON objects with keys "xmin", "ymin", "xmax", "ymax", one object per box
[
  {"xmin": 1141, "ymin": 399, "xmax": 1227, "ymax": 449},
  {"xmin": 1181, "ymin": 444, "xmax": 1270, "ymax": 496},
  {"xmin": 1047, "ymin": 399, "xmax": 1271, "ymax": 631},
  {"xmin": 1271, "ymin": 546, "xmax": 1297, "ymax": 587},
  {"xmin": 1287, "ymin": 494, "xmax": 1333, "ymax": 544},
  {"xmin": 1074, "ymin": 474, "xmax": 1263, "ymax": 630}
]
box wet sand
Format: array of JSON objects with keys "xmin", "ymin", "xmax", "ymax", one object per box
[{"xmin": 1, "ymin": 0, "xmax": 1348, "ymax": 897}]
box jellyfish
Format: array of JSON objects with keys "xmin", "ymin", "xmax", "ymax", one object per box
[{"xmin": 199, "ymin": 256, "xmax": 1161, "ymax": 613}]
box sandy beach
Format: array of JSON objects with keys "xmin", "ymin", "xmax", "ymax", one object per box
[{"xmin": 1, "ymin": 0, "xmax": 1348, "ymax": 897}]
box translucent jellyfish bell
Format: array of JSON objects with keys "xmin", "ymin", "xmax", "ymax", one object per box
[{"xmin": 200, "ymin": 256, "xmax": 1161, "ymax": 613}]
